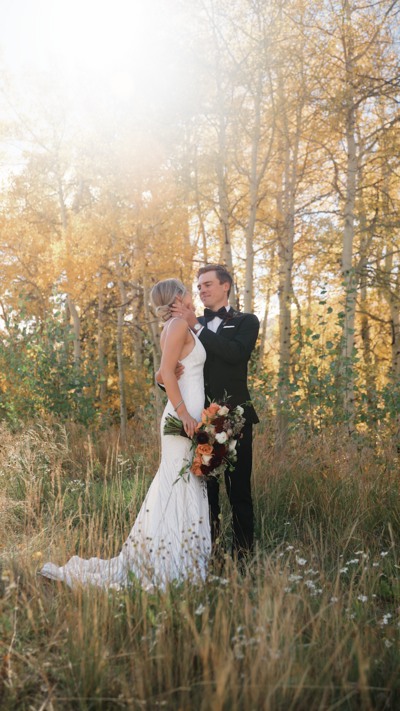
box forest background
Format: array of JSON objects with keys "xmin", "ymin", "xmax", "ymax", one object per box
[
  {"xmin": 2, "ymin": 2, "xmax": 400, "ymax": 710},
  {"xmin": 1, "ymin": 0, "xmax": 400, "ymax": 446}
]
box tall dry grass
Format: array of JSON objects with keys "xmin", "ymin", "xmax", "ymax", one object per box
[{"xmin": 1, "ymin": 416, "xmax": 399, "ymax": 710}]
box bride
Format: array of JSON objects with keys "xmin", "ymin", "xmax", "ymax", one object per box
[{"xmin": 40, "ymin": 278, "xmax": 211, "ymax": 590}]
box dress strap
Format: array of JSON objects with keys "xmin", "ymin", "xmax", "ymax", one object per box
[
  {"xmin": 165, "ymin": 316, "xmax": 195, "ymax": 345},
  {"xmin": 165, "ymin": 317, "xmax": 179, "ymax": 332}
]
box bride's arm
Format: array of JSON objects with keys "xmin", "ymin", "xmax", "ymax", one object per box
[
  {"xmin": 155, "ymin": 362, "xmax": 185, "ymax": 386},
  {"xmin": 161, "ymin": 319, "xmax": 198, "ymax": 438}
]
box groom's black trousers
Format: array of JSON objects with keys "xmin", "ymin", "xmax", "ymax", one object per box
[{"xmin": 206, "ymin": 424, "xmax": 253, "ymax": 557}]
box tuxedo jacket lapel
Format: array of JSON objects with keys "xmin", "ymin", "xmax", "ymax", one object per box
[
  {"xmin": 216, "ymin": 319, "xmax": 225, "ymax": 335},
  {"xmin": 217, "ymin": 309, "xmax": 240, "ymax": 335}
]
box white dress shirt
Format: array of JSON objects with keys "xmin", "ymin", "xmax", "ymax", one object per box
[{"xmin": 197, "ymin": 305, "xmax": 231, "ymax": 335}]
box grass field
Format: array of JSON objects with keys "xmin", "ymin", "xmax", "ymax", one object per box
[{"xmin": 1, "ymin": 413, "xmax": 400, "ymax": 710}]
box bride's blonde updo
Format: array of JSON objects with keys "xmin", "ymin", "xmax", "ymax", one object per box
[{"xmin": 151, "ymin": 278, "xmax": 187, "ymax": 323}]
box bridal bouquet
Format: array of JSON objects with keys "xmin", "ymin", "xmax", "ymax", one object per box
[{"xmin": 163, "ymin": 400, "xmax": 246, "ymax": 481}]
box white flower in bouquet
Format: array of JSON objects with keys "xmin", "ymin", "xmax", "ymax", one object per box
[
  {"xmin": 236, "ymin": 405, "xmax": 244, "ymax": 415},
  {"xmin": 215, "ymin": 431, "xmax": 228, "ymax": 444},
  {"xmin": 218, "ymin": 405, "xmax": 229, "ymax": 416},
  {"xmin": 226, "ymin": 428, "xmax": 233, "ymax": 437},
  {"xmin": 202, "ymin": 454, "xmax": 213, "ymax": 465},
  {"xmin": 228, "ymin": 440, "xmax": 237, "ymax": 452}
]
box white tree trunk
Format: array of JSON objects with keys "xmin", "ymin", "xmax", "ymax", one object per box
[
  {"xmin": 143, "ymin": 276, "xmax": 161, "ymax": 372},
  {"xmin": 131, "ymin": 243, "xmax": 143, "ymax": 368},
  {"xmin": 257, "ymin": 247, "xmax": 275, "ymax": 374},
  {"xmin": 67, "ymin": 296, "xmax": 81, "ymax": 365},
  {"xmin": 117, "ymin": 279, "xmax": 128, "ymax": 448},
  {"xmin": 340, "ymin": 2, "xmax": 358, "ymax": 423},
  {"xmin": 276, "ymin": 203, "xmax": 294, "ymax": 448},
  {"xmin": 58, "ymin": 176, "xmax": 82, "ymax": 368},
  {"xmin": 390, "ymin": 302, "xmax": 400, "ymax": 378},
  {"xmin": 98, "ymin": 272, "xmax": 106, "ymax": 402},
  {"xmin": 257, "ymin": 287, "xmax": 271, "ymax": 375},
  {"xmin": 243, "ymin": 73, "xmax": 264, "ymax": 314},
  {"xmin": 216, "ymin": 160, "xmax": 237, "ymax": 309},
  {"xmin": 275, "ymin": 77, "xmax": 301, "ymax": 447},
  {"xmin": 194, "ymin": 156, "xmax": 208, "ymax": 265},
  {"xmin": 143, "ymin": 275, "xmax": 163, "ymax": 432}
]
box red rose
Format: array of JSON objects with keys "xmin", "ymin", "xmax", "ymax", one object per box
[
  {"xmin": 213, "ymin": 443, "xmax": 227, "ymax": 456},
  {"xmin": 201, "ymin": 464, "xmax": 211, "ymax": 475},
  {"xmin": 212, "ymin": 416, "xmax": 226, "ymax": 433},
  {"xmin": 210, "ymin": 454, "xmax": 223, "ymax": 468}
]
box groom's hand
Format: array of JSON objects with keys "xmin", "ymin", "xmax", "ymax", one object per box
[
  {"xmin": 171, "ymin": 303, "xmax": 199, "ymax": 330},
  {"xmin": 156, "ymin": 362, "xmax": 185, "ymax": 385}
]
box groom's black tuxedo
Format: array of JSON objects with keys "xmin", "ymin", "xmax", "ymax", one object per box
[
  {"xmin": 197, "ymin": 309, "xmax": 259, "ymax": 558},
  {"xmin": 197, "ymin": 310, "xmax": 259, "ymax": 426}
]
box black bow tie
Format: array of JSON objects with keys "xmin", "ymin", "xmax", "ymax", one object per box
[{"xmin": 204, "ymin": 307, "xmax": 229, "ymax": 323}]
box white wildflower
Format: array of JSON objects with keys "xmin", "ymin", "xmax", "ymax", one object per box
[
  {"xmin": 340, "ymin": 567, "xmax": 348, "ymax": 574},
  {"xmin": 384, "ymin": 639, "xmax": 393, "ymax": 648},
  {"xmin": 286, "ymin": 546, "xmax": 294, "ymax": 551},
  {"xmin": 296, "ymin": 557, "xmax": 307, "ymax": 566},
  {"xmin": 284, "ymin": 522, "xmax": 291, "ymax": 525},
  {"xmin": 381, "ymin": 552, "xmax": 389, "ymax": 557},
  {"xmin": 195, "ymin": 604, "xmax": 206, "ymax": 616},
  {"xmin": 347, "ymin": 559, "xmax": 359, "ymax": 564},
  {"xmin": 330, "ymin": 597, "xmax": 338, "ymax": 602},
  {"xmin": 373, "ymin": 563, "xmax": 379, "ymax": 567},
  {"xmin": 357, "ymin": 595, "xmax": 368, "ymax": 603}
]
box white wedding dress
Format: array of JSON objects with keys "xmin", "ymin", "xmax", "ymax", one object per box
[{"xmin": 40, "ymin": 329, "xmax": 211, "ymax": 590}]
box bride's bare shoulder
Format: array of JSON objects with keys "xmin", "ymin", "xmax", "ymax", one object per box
[{"xmin": 161, "ymin": 317, "xmax": 188, "ymax": 342}]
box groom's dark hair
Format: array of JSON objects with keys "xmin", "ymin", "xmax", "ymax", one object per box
[{"xmin": 197, "ymin": 264, "xmax": 233, "ymax": 297}]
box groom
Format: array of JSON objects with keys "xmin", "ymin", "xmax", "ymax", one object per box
[{"xmin": 160, "ymin": 264, "xmax": 259, "ymax": 560}]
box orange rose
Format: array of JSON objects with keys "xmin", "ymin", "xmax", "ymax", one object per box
[
  {"xmin": 201, "ymin": 409, "xmax": 213, "ymax": 424},
  {"xmin": 197, "ymin": 443, "xmax": 213, "ymax": 456},
  {"xmin": 191, "ymin": 464, "xmax": 203, "ymax": 477},
  {"xmin": 192, "ymin": 453, "xmax": 202, "ymax": 467},
  {"xmin": 207, "ymin": 403, "xmax": 220, "ymax": 415}
]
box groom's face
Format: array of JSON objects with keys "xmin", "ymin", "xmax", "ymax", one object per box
[{"xmin": 197, "ymin": 271, "xmax": 229, "ymax": 309}]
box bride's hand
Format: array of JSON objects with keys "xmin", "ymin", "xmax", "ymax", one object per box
[{"xmin": 178, "ymin": 410, "xmax": 198, "ymax": 439}]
